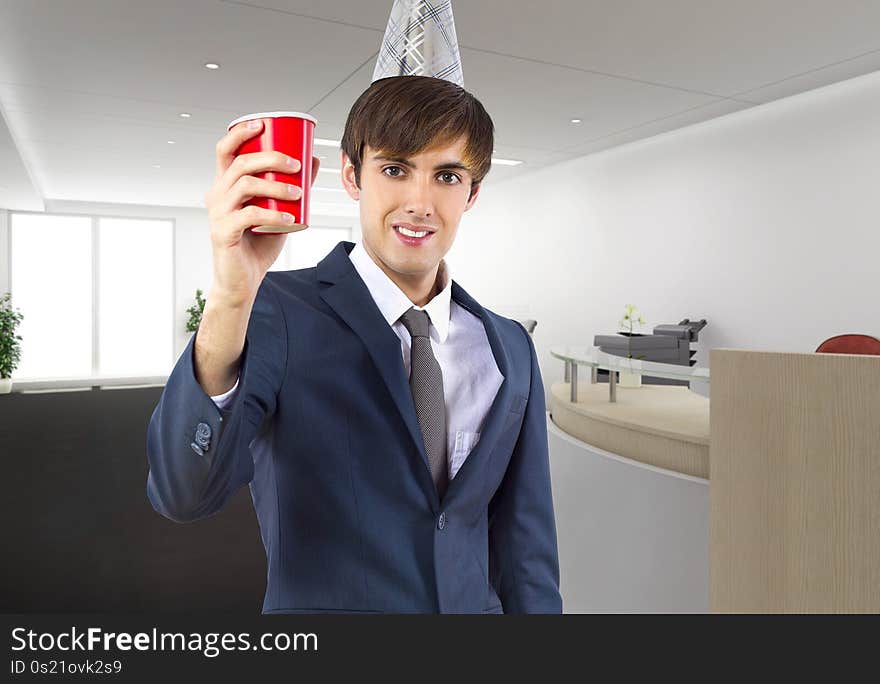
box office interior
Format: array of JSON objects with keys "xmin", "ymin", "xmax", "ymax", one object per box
[{"xmin": 1, "ymin": 1, "xmax": 878, "ymax": 613}]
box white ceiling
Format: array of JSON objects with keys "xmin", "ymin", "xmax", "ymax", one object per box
[{"xmin": 2, "ymin": 0, "xmax": 880, "ymax": 212}]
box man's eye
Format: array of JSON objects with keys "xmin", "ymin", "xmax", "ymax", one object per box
[{"xmin": 382, "ymin": 167, "xmax": 460, "ymax": 184}]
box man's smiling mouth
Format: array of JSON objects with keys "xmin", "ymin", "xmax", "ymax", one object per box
[{"xmin": 393, "ymin": 222, "xmax": 436, "ymax": 236}]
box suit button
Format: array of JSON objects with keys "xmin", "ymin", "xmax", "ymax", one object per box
[
  {"xmin": 191, "ymin": 421, "xmax": 212, "ymax": 456},
  {"xmin": 438, "ymin": 512, "xmax": 447, "ymax": 530}
]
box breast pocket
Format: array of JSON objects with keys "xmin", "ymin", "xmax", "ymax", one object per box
[{"xmin": 450, "ymin": 429, "xmax": 481, "ymax": 479}]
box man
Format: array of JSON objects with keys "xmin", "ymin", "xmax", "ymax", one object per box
[
  {"xmin": 146, "ymin": 74, "xmax": 561, "ymax": 614},
  {"xmin": 147, "ymin": 0, "xmax": 561, "ymax": 613}
]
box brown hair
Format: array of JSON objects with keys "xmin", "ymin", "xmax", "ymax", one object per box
[{"xmin": 341, "ymin": 75, "xmax": 494, "ymax": 201}]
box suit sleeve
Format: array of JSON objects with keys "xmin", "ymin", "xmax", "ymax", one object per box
[
  {"xmin": 146, "ymin": 277, "xmax": 287, "ymax": 523},
  {"xmin": 487, "ymin": 323, "xmax": 563, "ymax": 613}
]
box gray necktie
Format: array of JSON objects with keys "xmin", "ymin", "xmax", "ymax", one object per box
[{"xmin": 399, "ymin": 307, "xmax": 449, "ymax": 500}]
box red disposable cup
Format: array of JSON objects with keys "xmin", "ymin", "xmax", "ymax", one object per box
[{"xmin": 226, "ymin": 111, "xmax": 317, "ymax": 234}]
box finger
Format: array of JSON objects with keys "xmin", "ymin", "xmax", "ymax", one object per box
[
  {"xmin": 218, "ymin": 150, "xmax": 301, "ymax": 198},
  {"xmin": 310, "ymin": 156, "xmax": 321, "ymax": 186},
  {"xmin": 216, "ymin": 204, "xmax": 301, "ymax": 243},
  {"xmin": 218, "ymin": 175, "xmax": 302, "ymax": 216},
  {"xmin": 214, "ymin": 119, "xmax": 265, "ymax": 180}
]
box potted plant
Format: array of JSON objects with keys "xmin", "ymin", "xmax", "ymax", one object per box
[
  {"xmin": 618, "ymin": 304, "xmax": 646, "ymax": 389},
  {"xmin": 0, "ymin": 292, "xmax": 24, "ymax": 394},
  {"xmin": 186, "ymin": 288, "xmax": 206, "ymax": 334}
]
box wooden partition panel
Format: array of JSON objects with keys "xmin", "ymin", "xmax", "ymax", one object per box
[{"xmin": 710, "ymin": 349, "xmax": 880, "ymax": 612}]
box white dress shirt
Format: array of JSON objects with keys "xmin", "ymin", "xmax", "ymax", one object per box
[{"xmin": 210, "ymin": 240, "xmax": 504, "ymax": 480}]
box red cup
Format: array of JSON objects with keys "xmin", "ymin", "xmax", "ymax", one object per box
[{"xmin": 226, "ymin": 111, "xmax": 317, "ymax": 234}]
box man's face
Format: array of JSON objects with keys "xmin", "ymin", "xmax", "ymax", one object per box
[{"xmin": 341, "ymin": 134, "xmax": 481, "ymax": 287}]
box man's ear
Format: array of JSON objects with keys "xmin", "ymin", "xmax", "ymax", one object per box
[
  {"xmin": 464, "ymin": 182, "xmax": 482, "ymax": 211},
  {"xmin": 341, "ymin": 152, "xmax": 360, "ymax": 201}
]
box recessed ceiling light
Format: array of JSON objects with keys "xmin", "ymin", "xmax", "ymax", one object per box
[
  {"xmin": 179, "ymin": 113, "xmax": 191, "ymax": 118},
  {"xmin": 205, "ymin": 63, "xmax": 220, "ymax": 69},
  {"xmin": 570, "ymin": 118, "xmax": 582, "ymax": 124},
  {"xmin": 318, "ymin": 167, "xmax": 341, "ymax": 174},
  {"xmin": 315, "ymin": 137, "xmax": 341, "ymax": 147},
  {"xmin": 491, "ymin": 157, "xmax": 522, "ymax": 166},
  {"xmin": 152, "ymin": 165, "xmax": 161, "ymax": 169},
  {"xmin": 167, "ymin": 140, "xmax": 175, "ymax": 144}
]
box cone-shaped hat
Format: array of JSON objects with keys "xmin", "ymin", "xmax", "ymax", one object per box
[{"xmin": 372, "ymin": 0, "xmax": 464, "ymax": 87}]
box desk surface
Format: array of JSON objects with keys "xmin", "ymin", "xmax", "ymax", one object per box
[
  {"xmin": 550, "ymin": 381, "xmax": 710, "ymax": 478},
  {"xmin": 551, "ymin": 381, "xmax": 710, "ymax": 446},
  {"xmin": 551, "ymin": 346, "xmax": 710, "ymax": 383}
]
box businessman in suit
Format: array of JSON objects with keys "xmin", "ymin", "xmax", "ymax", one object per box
[{"xmin": 146, "ymin": 75, "xmax": 562, "ymax": 614}]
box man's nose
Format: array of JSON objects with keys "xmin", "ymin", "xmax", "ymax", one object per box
[{"xmin": 402, "ymin": 174, "xmax": 435, "ymax": 216}]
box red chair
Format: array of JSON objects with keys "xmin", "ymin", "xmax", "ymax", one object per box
[{"xmin": 815, "ymin": 333, "xmax": 880, "ymax": 355}]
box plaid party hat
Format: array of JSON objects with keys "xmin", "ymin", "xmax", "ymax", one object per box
[{"xmin": 372, "ymin": 0, "xmax": 464, "ymax": 87}]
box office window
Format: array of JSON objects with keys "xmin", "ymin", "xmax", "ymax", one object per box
[
  {"xmin": 10, "ymin": 212, "xmax": 173, "ymax": 381},
  {"xmin": 98, "ymin": 218, "xmax": 173, "ymax": 376},
  {"xmin": 11, "ymin": 214, "xmax": 93, "ymax": 379},
  {"xmin": 269, "ymin": 226, "xmax": 351, "ymax": 271}
]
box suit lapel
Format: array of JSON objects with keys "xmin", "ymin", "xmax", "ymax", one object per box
[
  {"xmin": 316, "ymin": 241, "xmax": 515, "ymax": 506},
  {"xmin": 318, "ymin": 243, "xmax": 431, "ymax": 489},
  {"xmin": 444, "ymin": 280, "xmax": 514, "ymax": 497}
]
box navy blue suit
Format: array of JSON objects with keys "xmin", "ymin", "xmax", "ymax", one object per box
[{"xmin": 146, "ymin": 240, "xmax": 562, "ymax": 613}]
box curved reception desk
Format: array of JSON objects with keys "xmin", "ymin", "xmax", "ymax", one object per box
[
  {"xmin": 549, "ymin": 346, "xmax": 880, "ymax": 613},
  {"xmin": 548, "ymin": 348, "xmax": 711, "ymax": 612},
  {"xmin": 548, "ymin": 350, "xmax": 711, "ymax": 612},
  {"xmin": 550, "ymin": 381, "xmax": 709, "ymax": 479},
  {"xmin": 548, "ymin": 412, "xmax": 709, "ymax": 612}
]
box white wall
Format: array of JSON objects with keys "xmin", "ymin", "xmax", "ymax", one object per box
[{"xmin": 449, "ymin": 69, "xmax": 880, "ymax": 402}]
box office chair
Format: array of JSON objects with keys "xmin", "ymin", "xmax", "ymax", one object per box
[
  {"xmin": 519, "ymin": 319, "xmax": 537, "ymax": 334},
  {"xmin": 815, "ymin": 333, "xmax": 880, "ymax": 355}
]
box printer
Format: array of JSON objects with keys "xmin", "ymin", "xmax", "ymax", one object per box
[{"xmin": 593, "ymin": 318, "xmax": 707, "ymax": 386}]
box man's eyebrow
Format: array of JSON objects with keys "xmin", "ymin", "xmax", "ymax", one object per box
[{"xmin": 371, "ymin": 154, "xmax": 471, "ymax": 173}]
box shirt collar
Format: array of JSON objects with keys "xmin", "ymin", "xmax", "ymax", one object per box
[{"xmin": 348, "ymin": 240, "xmax": 452, "ymax": 343}]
